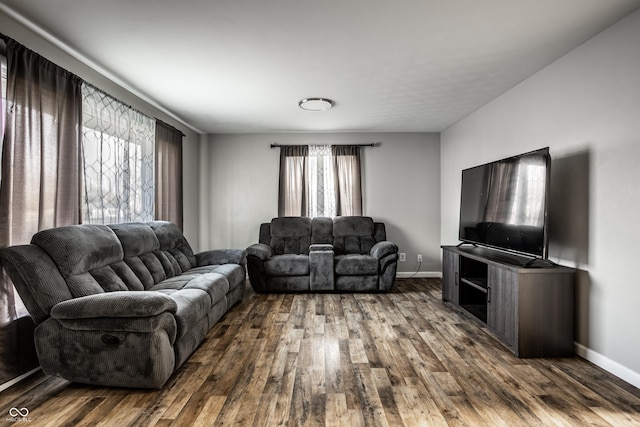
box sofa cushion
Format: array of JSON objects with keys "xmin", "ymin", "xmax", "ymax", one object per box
[
  {"xmin": 148, "ymin": 221, "xmax": 197, "ymax": 269},
  {"xmin": 108, "ymin": 223, "xmax": 160, "ymax": 258},
  {"xmin": 109, "ymin": 261, "xmax": 145, "ymax": 291},
  {"xmin": 124, "ymin": 257, "xmax": 156, "ymax": 289},
  {"xmin": 311, "ymin": 217, "xmax": 333, "ymax": 244},
  {"xmin": 334, "ymin": 254, "xmax": 378, "ymax": 275},
  {"xmin": 183, "ymin": 273, "xmax": 229, "ymax": 306},
  {"xmin": 89, "ymin": 265, "xmax": 132, "ymax": 292},
  {"xmin": 0, "ymin": 245, "xmax": 71, "ymax": 321},
  {"xmin": 265, "ymin": 254, "xmax": 310, "ymax": 276},
  {"xmin": 333, "ymin": 216, "xmax": 375, "ymax": 237},
  {"xmin": 153, "ymin": 289, "xmax": 211, "ymax": 339},
  {"xmin": 32, "ymin": 224, "xmax": 123, "ymax": 278},
  {"xmin": 332, "ymin": 217, "xmax": 376, "ymax": 255},
  {"xmin": 208, "ymin": 264, "xmax": 246, "ymax": 291},
  {"xmin": 187, "ymin": 264, "xmax": 245, "ymax": 290},
  {"xmin": 270, "ymin": 217, "xmax": 312, "ymax": 255},
  {"xmin": 151, "ymin": 272, "xmax": 229, "ymax": 307}
]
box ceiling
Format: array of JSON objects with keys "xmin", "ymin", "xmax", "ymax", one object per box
[{"xmin": 2, "ymin": 0, "xmax": 639, "ymax": 134}]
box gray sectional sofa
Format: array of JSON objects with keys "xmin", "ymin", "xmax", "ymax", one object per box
[
  {"xmin": 247, "ymin": 216, "xmax": 399, "ymax": 292},
  {"xmin": 0, "ymin": 221, "xmax": 246, "ymax": 389}
]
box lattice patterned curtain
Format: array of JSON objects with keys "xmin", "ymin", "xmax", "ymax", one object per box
[
  {"xmin": 308, "ymin": 144, "xmax": 336, "ymax": 217},
  {"xmin": 81, "ymin": 84, "xmax": 155, "ymax": 224}
]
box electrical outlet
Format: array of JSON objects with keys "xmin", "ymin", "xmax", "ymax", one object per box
[
  {"xmin": 417, "ymin": 254, "xmax": 423, "ymax": 263},
  {"xmin": 399, "ymin": 253, "xmax": 406, "ymax": 262}
]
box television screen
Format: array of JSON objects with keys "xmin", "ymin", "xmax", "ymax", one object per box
[{"xmin": 458, "ymin": 148, "xmax": 551, "ymax": 258}]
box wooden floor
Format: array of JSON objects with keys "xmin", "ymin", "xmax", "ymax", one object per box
[{"xmin": 1, "ymin": 278, "xmax": 639, "ymax": 426}]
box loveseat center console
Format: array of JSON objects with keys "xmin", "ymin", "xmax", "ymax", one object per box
[{"xmin": 442, "ymin": 245, "xmax": 575, "ymax": 358}]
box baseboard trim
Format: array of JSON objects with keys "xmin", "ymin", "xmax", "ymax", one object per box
[
  {"xmin": 396, "ymin": 271, "xmax": 442, "ymax": 279},
  {"xmin": 0, "ymin": 367, "xmax": 41, "ymax": 393},
  {"xmin": 575, "ymin": 342, "xmax": 640, "ymax": 389}
]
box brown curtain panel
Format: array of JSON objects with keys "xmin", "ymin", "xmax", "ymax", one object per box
[
  {"xmin": 332, "ymin": 145, "xmax": 362, "ymax": 216},
  {"xmin": 155, "ymin": 121, "xmax": 183, "ymax": 228},
  {"xmin": 0, "ymin": 38, "xmax": 83, "ymax": 385},
  {"xmin": 278, "ymin": 145, "xmax": 309, "ymax": 217}
]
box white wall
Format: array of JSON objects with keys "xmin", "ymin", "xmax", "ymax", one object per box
[
  {"xmin": 0, "ymin": 10, "xmax": 201, "ymax": 247},
  {"xmin": 441, "ymin": 10, "xmax": 640, "ymax": 387},
  {"xmin": 201, "ymin": 132, "xmax": 441, "ymax": 274}
]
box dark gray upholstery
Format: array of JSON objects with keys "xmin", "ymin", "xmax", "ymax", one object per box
[
  {"xmin": 247, "ymin": 216, "xmax": 398, "ymax": 293},
  {"xmin": 0, "ymin": 221, "xmax": 246, "ymax": 389}
]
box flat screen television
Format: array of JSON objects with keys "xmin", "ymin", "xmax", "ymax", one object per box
[{"xmin": 458, "ymin": 147, "xmax": 551, "ymax": 259}]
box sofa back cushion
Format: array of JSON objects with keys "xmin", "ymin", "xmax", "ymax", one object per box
[
  {"xmin": 311, "ymin": 217, "xmax": 333, "ymax": 244},
  {"xmin": 0, "ymin": 244, "xmax": 73, "ymax": 322},
  {"xmin": 108, "ymin": 222, "xmax": 162, "ymax": 290},
  {"xmin": 332, "ymin": 216, "xmax": 377, "ymax": 255},
  {"xmin": 109, "ymin": 221, "xmax": 197, "ymax": 290},
  {"xmin": 30, "ymin": 221, "xmax": 198, "ymax": 298},
  {"xmin": 32, "ymin": 224, "xmax": 122, "ymax": 277},
  {"xmin": 269, "ymin": 217, "xmax": 312, "ymax": 255},
  {"xmin": 148, "ymin": 221, "xmax": 197, "ymax": 271},
  {"xmin": 31, "ymin": 224, "xmax": 128, "ymax": 297}
]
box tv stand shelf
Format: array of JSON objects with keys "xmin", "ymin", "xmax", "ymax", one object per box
[
  {"xmin": 442, "ymin": 246, "xmax": 575, "ymax": 358},
  {"xmin": 460, "ymin": 277, "xmax": 487, "ymax": 293}
]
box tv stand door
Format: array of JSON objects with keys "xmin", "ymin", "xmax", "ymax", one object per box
[
  {"xmin": 442, "ymin": 249, "xmax": 459, "ymax": 304},
  {"xmin": 487, "ymin": 266, "xmax": 517, "ymax": 351}
]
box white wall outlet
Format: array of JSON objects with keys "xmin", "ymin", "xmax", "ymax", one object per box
[
  {"xmin": 399, "ymin": 253, "xmax": 406, "ymax": 262},
  {"xmin": 417, "ymin": 254, "xmax": 423, "ymax": 262}
]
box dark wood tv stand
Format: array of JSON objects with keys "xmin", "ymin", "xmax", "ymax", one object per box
[{"xmin": 441, "ymin": 245, "xmax": 575, "ymax": 358}]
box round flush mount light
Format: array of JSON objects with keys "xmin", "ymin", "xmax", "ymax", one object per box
[{"xmin": 298, "ymin": 98, "xmax": 335, "ymax": 111}]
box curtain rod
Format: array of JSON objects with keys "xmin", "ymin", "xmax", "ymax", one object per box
[{"xmin": 270, "ymin": 143, "xmax": 376, "ymax": 148}]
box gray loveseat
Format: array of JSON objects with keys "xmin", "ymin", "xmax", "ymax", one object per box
[
  {"xmin": 0, "ymin": 221, "xmax": 246, "ymax": 389},
  {"xmin": 246, "ymin": 216, "xmax": 398, "ymax": 292}
]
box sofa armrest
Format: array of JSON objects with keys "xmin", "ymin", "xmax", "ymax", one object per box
[
  {"xmin": 246, "ymin": 243, "xmax": 273, "ymax": 261},
  {"xmin": 196, "ymin": 248, "xmax": 247, "ymax": 267},
  {"xmin": 50, "ymin": 291, "xmax": 177, "ymax": 320},
  {"xmin": 370, "ymin": 241, "xmax": 398, "ymax": 259}
]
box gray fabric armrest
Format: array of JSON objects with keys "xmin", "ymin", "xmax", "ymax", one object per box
[
  {"xmin": 370, "ymin": 241, "xmax": 398, "ymax": 259},
  {"xmin": 310, "ymin": 243, "xmax": 333, "ymax": 252},
  {"xmin": 246, "ymin": 243, "xmax": 273, "ymax": 261},
  {"xmin": 196, "ymin": 248, "xmax": 247, "ymax": 266},
  {"xmin": 50, "ymin": 291, "xmax": 177, "ymax": 319}
]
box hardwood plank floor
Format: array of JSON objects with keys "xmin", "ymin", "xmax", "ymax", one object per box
[{"xmin": 1, "ymin": 278, "xmax": 639, "ymax": 426}]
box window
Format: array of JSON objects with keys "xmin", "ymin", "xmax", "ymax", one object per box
[
  {"xmin": 81, "ymin": 85, "xmax": 155, "ymax": 224},
  {"xmin": 278, "ymin": 144, "xmax": 362, "ymax": 217},
  {"xmin": 0, "ymin": 39, "xmax": 181, "ymax": 230},
  {"xmin": 308, "ymin": 145, "xmax": 336, "ymax": 217}
]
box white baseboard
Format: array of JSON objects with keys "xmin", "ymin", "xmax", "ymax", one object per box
[
  {"xmin": 0, "ymin": 367, "xmax": 41, "ymax": 393},
  {"xmin": 396, "ymin": 271, "xmax": 442, "ymax": 279},
  {"xmin": 575, "ymin": 342, "xmax": 640, "ymax": 389}
]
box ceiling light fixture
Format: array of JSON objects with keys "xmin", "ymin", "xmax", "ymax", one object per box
[{"xmin": 298, "ymin": 98, "xmax": 335, "ymax": 111}]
